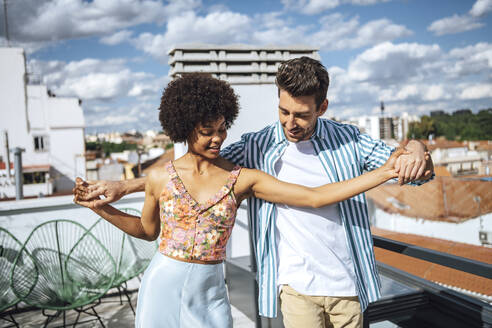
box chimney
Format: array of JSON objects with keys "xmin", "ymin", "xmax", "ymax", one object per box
[{"xmin": 12, "ymin": 147, "xmax": 25, "ymax": 200}]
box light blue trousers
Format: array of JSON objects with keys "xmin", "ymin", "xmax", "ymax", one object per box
[{"xmin": 135, "ymin": 252, "xmax": 233, "ymax": 328}]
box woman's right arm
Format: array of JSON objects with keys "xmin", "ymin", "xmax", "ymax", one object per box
[{"xmin": 74, "ymin": 171, "xmax": 162, "ymax": 241}]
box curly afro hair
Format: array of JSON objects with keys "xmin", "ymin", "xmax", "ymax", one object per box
[{"xmin": 158, "ymin": 73, "xmax": 239, "ymax": 143}]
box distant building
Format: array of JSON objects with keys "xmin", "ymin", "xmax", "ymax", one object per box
[
  {"xmin": 379, "ymin": 117, "xmax": 394, "ymax": 140},
  {"xmin": 0, "ymin": 47, "xmax": 85, "ymax": 198},
  {"xmin": 430, "ymin": 110, "xmax": 446, "ymax": 117},
  {"xmin": 423, "ymin": 139, "xmax": 485, "ymax": 176},
  {"xmin": 453, "ymin": 109, "xmax": 473, "ymax": 116},
  {"xmin": 345, "ymin": 112, "xmax": 418, "ymax": 142},
  {"xmin": 345, "ymin": 115, "xmax": 380, "ymax": 140},
  {"xmin": 168, "ymin": 44, "xmax": 320, "ymax": 149}
]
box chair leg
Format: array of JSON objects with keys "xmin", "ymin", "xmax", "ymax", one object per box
[
  {"xmin": 74, "ymin": 307, "xmax": 85, "ymax": 328},
  {"xmin": 41, "ymin": 309, "xmax": 59, "ymax": 328},
  {"xmin": 0, "ymin": 314, "xmax": 20, "ymax": 328},
  {"xmin": 123, "ymin": 287, "xmax": 136, "ymax": 315},
  {"xmin": 92, "ymin": 306, "xmax": 106, "ymax": 328},
  {"xmin": 117, "ymin": 286, "xmax": 124, "ymax": 305}
]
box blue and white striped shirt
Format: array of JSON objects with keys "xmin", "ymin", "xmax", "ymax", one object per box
[{"xmin": 221, "ymin": 118, "xmax": 414, "ymax": 317}]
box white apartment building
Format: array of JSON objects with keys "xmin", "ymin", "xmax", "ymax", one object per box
[
  {"xmin": 346, "ymin": 112, "xmax": 419, "ymax": 142},
  {"xmin": 168, "ymin": 44, "xmax": 320, "ymax": 149},
  {"xmin": 0, "ymin": 47, "xmax": 86, "ymax": 198}
]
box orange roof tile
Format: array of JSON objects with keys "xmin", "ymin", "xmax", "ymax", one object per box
[
  {"xmin": 0, "ymin": 162, "xmax": 13, "ymax": 170},
  {"xmin": 372, "ymin": 227, "xmax": 492, "ymax": 296},
  {"xmin": 366, "ymin": 177, "xmax": 492, "ymax": 222},
  {"xmin": 421, "ymin": 139, "xmax": 466, "ymax": 151},
  {"xmin": 433, "ymin": 165, "xmax": 452, "ymax": 177}
]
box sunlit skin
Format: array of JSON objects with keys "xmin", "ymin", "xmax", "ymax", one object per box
[
  {"xmin": 187, "ymin": 118, "xmax": 228, "ymax": 161},
  {"xmin": 278, "ymin": 89, "xmax": 328, "ymax": 142},
  {"xmin": 74, "ymin": 115, "xmax": 401, "ymax": 241}
]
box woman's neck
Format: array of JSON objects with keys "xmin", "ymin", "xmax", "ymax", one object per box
[{"xmin": 182, "ymin": 151, "xmax": 218, "ymax": 175}]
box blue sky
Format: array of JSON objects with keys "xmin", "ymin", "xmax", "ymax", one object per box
[{"xmin": 1, "ymin": 0, "xmax": 491, "ymax": 133}]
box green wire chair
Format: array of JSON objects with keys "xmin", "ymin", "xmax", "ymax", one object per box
[
  {"xmin": 88, "ymin": 207, "xmax": 157, "ymax": 314},
  {"xmin": 11, "ymin": 219, "xmax": 116, "ymax": 327},
  {"xmin": 1, "ymin": 227, "xmax": 35, "ymax": 327}
]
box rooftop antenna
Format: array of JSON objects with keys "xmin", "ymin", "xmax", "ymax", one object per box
[
  {"xmin": 380, "ymin": 101, "xmax": 385, "ymax": 116},
  {"xmin": 3, "ymin": 0, "xmax": 10, "ymax": 46}
]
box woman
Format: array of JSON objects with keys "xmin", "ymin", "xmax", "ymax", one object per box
[{"xmin": 74, "ymin": 73, "xmax": 403, "ymax": 328}]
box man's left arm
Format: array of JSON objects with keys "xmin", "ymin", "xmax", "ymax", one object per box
[{"xmin": 355, "ymin": 129, "xmax": 433, "ymax": 186}]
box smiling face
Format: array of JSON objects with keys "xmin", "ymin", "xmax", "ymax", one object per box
[
  {"xmin": 187, "ymin": 116, "xmax": 227, "ymax": 159},
  {"xmin": 278, "ymin": 89, "xmax": 328, "ymax": 142}
]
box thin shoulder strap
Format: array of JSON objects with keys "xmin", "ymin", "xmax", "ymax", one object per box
[
  {"xmin": 165, "ymin": 161, "xmax": 179, "ymax": 180},
  {"xmin": 225, "ymin": 166, "xmax": 242, "ymax": 190}
]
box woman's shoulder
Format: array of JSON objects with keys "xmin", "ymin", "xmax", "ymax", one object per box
[{"xmin": 146, "ymin": 162, "xmax": 172, "ymax": 189}]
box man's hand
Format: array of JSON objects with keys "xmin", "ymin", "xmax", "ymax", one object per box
[
  {"xmin": 73, "ymin": 177, "xmax": 126, "ymax": 209},
  {"xmin": 379, "ymin": 148, "xmax": 410, "ymax": 180},
  {"xmin": 394, "ymin": 140, "xmax": 434, "ymax": 185}
]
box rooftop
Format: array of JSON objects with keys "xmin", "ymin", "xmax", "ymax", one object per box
[
  {"xmin": 366, "ymin": 177, "xmax": 492, "ymax": 222},
  {"xmin": 168, "ymin": 43, "xmax": 319, "ymax": 54},
  {"xmin": 373, "ymin": 227, "xmax": 492, "ymax": 299}
]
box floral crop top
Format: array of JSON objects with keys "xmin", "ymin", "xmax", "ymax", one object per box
[{"xmin": 158, "ymin": 161, "xmax": 242, "ymax": 262}]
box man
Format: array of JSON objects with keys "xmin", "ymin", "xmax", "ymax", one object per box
[{"xmin": 75, "ymin": 57, "xmax": 433, "ymax": 328}]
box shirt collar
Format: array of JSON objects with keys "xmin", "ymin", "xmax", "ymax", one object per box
[{"xmin": 274, "ymin": 118, "xmax": 328, "ymax": 144}]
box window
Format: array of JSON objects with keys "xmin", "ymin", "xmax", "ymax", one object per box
[
  {"xmin": 22, "ymin": 171, "xmax": 46, "ymax": 184},
  {"xmin": 33, "ymin": 136, "xmax": 49, "ymax": 152}
]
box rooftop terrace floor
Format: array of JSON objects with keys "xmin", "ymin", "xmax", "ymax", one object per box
[{"xmin": 1, "ymin": 277, "xmax": 255, "ymax": 328}]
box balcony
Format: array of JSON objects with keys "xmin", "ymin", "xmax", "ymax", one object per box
[{"xmin": 1, "ymin": 198, "xmax": 491, "ymax": 327}]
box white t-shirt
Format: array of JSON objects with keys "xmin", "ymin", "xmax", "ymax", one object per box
[{"xmin": 275, "ymin": 139, "xmax": 357, "ymax": 296}]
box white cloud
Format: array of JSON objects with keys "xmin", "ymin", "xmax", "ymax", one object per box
[
  {"xmin": 446, "ymin": 42, "xmax": 492, "ymax": 77},
  {"xmin": 131, "ymin": 11, "xmax": 411, "ymax": 62},
  {"xmin": 100, "ymin": 30, "xmax": 134, "ymax": 45},
  {"xmin": 470, "ymin": 0, "xmax": 492, "ymax": 17},
  {"xmin": 347, "ymin": 42, "xmax": 441, "ymax": 83},
  {"xmin": 2, "ymin": 0, "xmax": 200, "ymax": 47},
  {"xmin": 88, "ymin": 113, "xmax": 139, "ymax": 127},
  {"xmin": 281, "ymin": 0, "xmax": 390, "ymax": 15},
  {"xmin": 163, "ymin": 11, "xmax": 251, "ymax": 46},
  {"xmin": 251, "ymin": 12, "xmax": 311, "ymax": 45},
  {"xmin": 132, "ymin": 10, "xmax": 251, "ymax": 61},
  {"xmin": 423, "ymin": 85, "xmax": 446, "ymax": 101},
  {"xmin": 325, "ymin": 41, "xmax": 492, "ymax": 119},
  {"xmin": 427, "ymin": 14, "xmax": 483, "ymax": 36},
  {"xmin": 29, "ymin": 57, "xmax": 162, "ymax": 101},
  {"xmin": 85, "ymin": 101, "xmax": 161, "ymax": 131},
  {"xmin": 460, "ymin": 84, "xmax": 492, "ymax": 100},
  {"xmin": 311, "ymin": 15, "xmax": 412, "ymax": 51},
  {"xmin": 427, "ymin": 0, "xmax": 491, "ymax": 36}
]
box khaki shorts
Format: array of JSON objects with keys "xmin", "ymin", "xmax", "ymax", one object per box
[{"xmin": 280, "ymin": 285, "xmax": 362, "ymax": 328}]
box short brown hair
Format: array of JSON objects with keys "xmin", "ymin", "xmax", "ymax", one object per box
[{"xmin": 275, "ymin": 56, "xmax": 329, "ymax": 108}]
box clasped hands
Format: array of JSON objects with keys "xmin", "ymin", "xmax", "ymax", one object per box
[
  {"xmin": 393, "ymin": 140, "xmax": 433, "ymax": 185},
  {"xmin": 73, "ymin": 178, "xmax": 126, "ymax": 210}
]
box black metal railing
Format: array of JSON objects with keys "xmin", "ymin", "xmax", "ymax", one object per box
[
  {"xmin": 227, "ymin": 231, "xmax": 492, "ymax": 328},
  {"xmin": 372, "ymin": 235, "xmax": 492, "ymax": 279}
]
